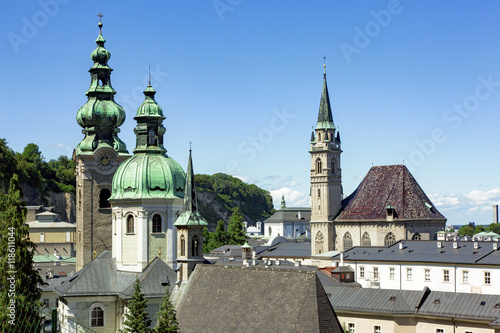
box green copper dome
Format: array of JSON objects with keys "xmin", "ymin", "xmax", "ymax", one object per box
[
  {"xmin": 75, "ymin": 18, "xmax": 128, "ymax": 156},
  {"xmin": 109, "ymin": 153, "xmax": 185, "ymax": 200}
]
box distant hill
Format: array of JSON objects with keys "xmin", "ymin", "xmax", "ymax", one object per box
[{"xmin": 0, "ymin": 141, "xmax": 274, "ymax": 228}]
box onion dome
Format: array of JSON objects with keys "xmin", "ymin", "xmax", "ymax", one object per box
[
  {"xmin": 109, "ymin": 83, "xmax": 185, "ymax": 201},
  {"xmin": 75, "ymin": 16, "xmax": 128, "ymax": 155}
]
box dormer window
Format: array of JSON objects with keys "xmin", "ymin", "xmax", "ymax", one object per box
[{"xmin": 385, "ymin": 205, "xmax": 395, "ymax": 221}]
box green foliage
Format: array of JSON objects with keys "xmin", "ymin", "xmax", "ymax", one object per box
[
  {"xmin": 0, "ymin": 141, "xmax": 76, "ymax": 196},
  {"xmin": 123, "ymin": 279, "xmax": 152, "ymax": 333},
  {"xmin": 474, "ymin": 225, "xmax": 486, "ymax": 234},
  {"xmin": 194, "ymin": 173, "xmax": 273, "ymax": 228},
  {"xmin": 204, "ymin": 220, "xmax": 228, "ymax": 253},
  {"xmin": 459, "ymin": 225, "xmax": 474, "ymax": 236},
  {"xmin": 0, "ymin": 174, "xmax": 43, "ymax": 329},
  {"xmin": 488, "ymin": 223, "xmax": 500, "ymax": 235},
  {"xmin": 155, "ymin": 288, "xmax": 179, "ymax": 333},
  {"xmin": 226, "ymin": 207, "xmax": 247, "ymax": 245}
]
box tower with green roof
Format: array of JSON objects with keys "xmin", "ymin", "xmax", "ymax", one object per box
[
  {"xmin": 109, "ymin": 81, "xmax": 186, "ymax": 271},
  {"xmin": 174, "ymin": 149, "xmax": 208, "ymax": 284},
  {"xmin": 74, "ymin": 17, "xmax": 131, "ymax": 271},
  {"xmin": 309, "ymin": 64, "xmax": 343, "ymax": 256}
]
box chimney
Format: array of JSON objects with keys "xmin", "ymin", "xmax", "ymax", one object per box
[
  {"xmin": 437, "ymin": 241, "xmax": 443, "ymax": 248},
  {"xmin": 340, "ymin": 252, "xmax": 344, "ymax": 266},
  {"xmin": 474, "ymin": 242, "xmax": 479, "ymax": 249},
  {"xmin": 295, "ymin": 260, "xmax": 301, "ymax": 267},
  {"xmin": 256, "ymin": 222, "xmax": 261, "ymax": 232},
  {"xmin": 399, "ymin": 242, "xmax": 404, "ymax": 250},
  {"xmin": 243, "ymin": 221, "xmax": 248, "ymax": 229},
  {"xmin": 298, "ymin": 211, "xmax": 302, "ymax": 220},
  {"xmin": 494, "ymin": 205, "xmax": 499, "ymax": 224},
  {"xmin": 453, "ymin": 242, "xmax": 459, "ymax": 249},
  {"xmin": 493, "ymin": 243, "xmax": 498, "ymax": 251}
]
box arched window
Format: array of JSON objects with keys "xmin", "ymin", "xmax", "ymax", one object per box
[
  {"xmin": 126, "ymin": 215, "xmax": 134, "ymax": 234},
  {"xmin": 331, "ymin": 159, "xmax": 335, "ymax": 174},
  {"xmin": 152, "ymin": 214, "xmax": 162, "ymax": 233},
  {"xmin": 361, "ymin": 232, "xmax": 371, "ymax": 246},
  {"xmin": 180, "ymin": 235, "xmax": 186, "ymax": 257},
  {"xmin": 315, "ymin": 231, "xmax": 324, "ymax": 254},
  {"xmin": 343, "ymin": 232, "xmax": 353, "ymax": 251},
  {"xmin": 412, "ymin": 233, "xmax": 421, "ymax": 240},
  {"xmin": 192, "ymin": 236, "xmax": 199, "ymax": 257},
  {"xmin": 99, "ymin": 189, "xmax": 111, "ymax": 208},
  {"xmin": 315, "ymin": 158, "xmax": 322, "ymax": 174},
  {"xmin": 148, "ymin": 129, "xmax": 156, "ymax": 145},
  {"xmin": 90, "ymin": 304, "xmax": 104, "ymax": 327},
  {"xmin": 385, "ymin": 232, "xmax": 396, "ymax": 247}
]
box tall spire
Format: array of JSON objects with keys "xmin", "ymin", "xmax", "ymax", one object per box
[
  {"xmin": 316, "ymin": 64, "xmax": 335, "ymax": 130},
  {"xmin": 280, "ymin": 194, "xmax": 286, "ymax": 209},
  {"xmin": 174, "ymin": 149, "xmax": 208, "ymax": 226},
  {"xmin": 75, "ymin": 15, "xmax": 128, "ymax": 155}
]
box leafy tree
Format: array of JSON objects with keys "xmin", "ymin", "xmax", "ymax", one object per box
[
  {"xmin": 205, "ymin": 220, "xmax": 227, "ymax": 253},
  {"xmin": 226, "ymin": 207, "xmax": 247, "ymax": 245},
  {"xmin": 124, "ymin": 279, "xmax": 152, "ymax": 333},
  {"xmin": 155, "ymin": 287, "xmax": 179, "ymax": 332},
  {"xmin": 474, "ymin": 225, "xmax": 486, "ymax": 234},
  {"xmin": 488, "ymin": 223, "xmax": 500, "ymax": 235},
  {"xmin": 458, "ymin": 225, "xmax": 474, "ymax": 236},
  {"xmin": 0, "ymin": 174, "xmax": 43, "ymax": 330},
  {"xmin": 0, "ymin": 139, "xmax": 16, "ymax": 191}
]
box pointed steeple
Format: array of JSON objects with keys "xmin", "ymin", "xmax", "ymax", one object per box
[
  {"xmin": 280, "ymin": 194, "xmax": 286, "ymax": 209},
  {"xmin": 316, "ymin": 64, "xmax": 335, "ymax": 130},
  {"xmin": 174, "ymin": 149, "xmax": 208, "ymax": 226},
  {"xmin": 310, "ymin": 127, "xmax": 316, "ymax": 143},
  {"xmin": 75, "ymin": 15, "xmax": 128, "ymax": 155}
]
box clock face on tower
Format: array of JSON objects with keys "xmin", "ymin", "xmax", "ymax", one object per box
[{"xmin": 96, "ymin": 152, "xmax": 115, "ymax": 171}]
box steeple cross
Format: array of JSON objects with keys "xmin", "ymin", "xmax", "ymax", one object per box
[
  {"xmin": 189, "ymin": 141, "xmax": 192, "ymax": 152},
  {"xmin": 98, "ymin": 12, "xmax": 103, "ymax": 22},
  {"xmin": 323, "ymin": 55, "xmax": 327, "ymax": 64}
]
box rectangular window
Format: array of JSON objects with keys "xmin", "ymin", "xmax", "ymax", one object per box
[
  {"xmin": 42, "ymin": 299, "xmax": 49, "ymax": 308},
  {"xmin": 444, "ymin": 270, "xmax": 449, "ymax": 282},
  {"xmin": 436, "ymin": 329, "xmax": 444, "ymax": 333},
  {"xmin": 66, "ymin": 232, "xmax": 70, "ymax": 242},
  {"xmin": 374, "ymin": 325, "xmax": 381, "ymax": 333},
  {"xmin": 360, "ymin": 267, "xmax": 365, "ymax": 279},
  {"xmin": 373, "ymin": 267, "xmax": 379, "ymax": 279},
  {"xmin": 40, "ymin": 232, "xmax": 45, "ymax": 243},
  {"xmin": 485, "ymin": 272, "xmax": 491, "ymax": 285},
  {"xmin": 425, "ymin": 269, "xmax": 430, "ymax": 281},
  {"xmin": 463, "ymin": 270, "xmax": 469, "ymax": 283},
  {"xmin": 390, "ymin": 267, "xmax": 395, "ymax": 279},
  {"xmin": 407, "ymin": 268, "xmax": 413, "ymax": 280},
  {"xmin": 348, "ymin": 323, "xmax": 355, "ymax": 333}
]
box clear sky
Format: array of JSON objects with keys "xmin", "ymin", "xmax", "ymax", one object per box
[{"xmin": 1, "ymin": 1, "xmax": 500, "ymax": 226}]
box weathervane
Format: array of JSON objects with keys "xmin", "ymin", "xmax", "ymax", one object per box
[{"xmin": 323, "ymin": 55, "xmax": 327, "ymax": 73}]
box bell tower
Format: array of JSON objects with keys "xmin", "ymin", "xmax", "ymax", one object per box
[
  {"xmin": 310, "ymin": 64, "xmax": 342, "ymax": 255},
  {"xmin": 74, "ymin": 16, "xmax": 131, "ymax": 271}
]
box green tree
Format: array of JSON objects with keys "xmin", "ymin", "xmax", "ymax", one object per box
[
  {"xmin": 474, "ymin": 225, "xmax": 486, "ymax": 234},
  {"xmin": 155, "ymin": 288, "xmax": 179, "ymax": 332},
  {"xmin": 205, "ymin": 220, "xmax": 227, "ymax": 253},
  {"xmin": 0, "ymin": 174, "xmax": 43, "ymax": 331},
  {"xmin": 489, "ymin": 223, "xmax": 500, "ymax": 235},
  {"xmin": 226, "ymin": 207, "xmax": 247, "ymax": 245},
  {"xmin": 0, "ymin": 139, "xmax": 16, "ymax": 191},
  {"xmin": 458, "ymin": 225, "xmax": 474, "ymax": 236},
  {"xmin": 124, "ymin": 279, "xmax": 152, "ymax": 333}
]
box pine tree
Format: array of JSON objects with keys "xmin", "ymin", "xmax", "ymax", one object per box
[
  {"xmin": 155, "ymin": 287, "xmax": 179, "ymax": 332},
  {"xmin": 226, "ymin": 207, "xmax": 247, "ymax": 245},
  {"xmin": 0, "ymin": 174, "xmax": 43, "ymax": 331},
  {"xmin": 123, "ymin": 278, "xmax": 152, "ymax": 333}
]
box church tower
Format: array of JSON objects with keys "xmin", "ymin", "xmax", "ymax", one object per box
[
  {"xmin": 310, "ymin": 65, "xmax": 343, "ymax": 255},
  {"xmin": 109, "ymin": 82, "xmax": 186, "ymax": 272},
  {"xmin": 174, "ymin": 149, "xmax": 208, "ymax": 285},
  {"xmin": 74, "ymin": 17, "xmax": 131, "ymax": 271}
]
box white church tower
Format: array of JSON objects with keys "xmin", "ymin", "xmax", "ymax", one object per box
[
  {"xmin": 310, "ymin": 64, "xmax": 343, "ymax": 255},
  {"xmin": 109, "ymin": 83, "xmax": 186, "ymax": 272}
]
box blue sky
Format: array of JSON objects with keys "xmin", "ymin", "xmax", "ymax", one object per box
[{"xmin": 1, "ymin": 1, "xmax": 500, "ymax": 226}]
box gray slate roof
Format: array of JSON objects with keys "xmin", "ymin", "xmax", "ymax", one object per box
[
  {"xmin": 54, "ymin": 250, "xmax": 175, "ymax": 298},
  {"xmin": 176, "ymin": 265, "xmax": 343, "ymax": 333},
  {"xmin": 337, "ymin": 240, "xmax": 500, "ymax": 265},
  {"xmin": 260, "ymin": 242, "xmax": 311, "ymax": 258},
  {"xmin": 264, "ymin": 207, "xmax": 311, "ymax": 224},
  {"xmin": 327, "ymin": 286, "xmax": 500, "ymax": 324}
]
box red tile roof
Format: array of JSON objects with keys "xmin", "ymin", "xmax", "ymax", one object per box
[{"xmin": 337, "ymin": 165, "xmax": 445, "ymax": 221}]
